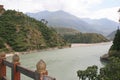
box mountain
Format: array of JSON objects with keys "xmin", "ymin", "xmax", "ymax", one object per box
[
  {"xmin": 51, "ymin": 27, "xmax": 109, "ymax": 43},
  {"xmin": 82, "ymin": 18, "xmax": 119, "ymax": 36},
  {"xmin": 27, "ymin": 10, "xmax": 119, "ymax": 36},
  {"xmin": 52, "ymin": 27, "xmax": 109, "ymax": 43},
  {"xmin": 0, "ymin": 10, "xmax": 67, "ymax": 52},
  {"xmin": 27, "ymin": 10, "xmax": 98, "ymax": 33},
  {"xmin": 107, "ymin": 30, "xmax": 117, "ymax": 40}
]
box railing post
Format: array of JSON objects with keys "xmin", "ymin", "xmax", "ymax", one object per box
[
  {"xmin": 12, "ymin": 54, "xmax": 20, "ymax": 80},
  {"xmin": 36, "ymin": 60, "xmax": 48, "ymax": 80},
  {"xmin": 0, "ymin": 53, "xmax": 6, "ymax": 79}
]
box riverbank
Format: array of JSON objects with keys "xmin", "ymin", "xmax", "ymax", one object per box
[
  {"xmin": 5, "ymin": 42, "xmax": 112, "ymax": 57},
  {"xmin": 100, "ymin": 54, "xmax": 109, "ymax": 62},
  {"xmin": 71, "ymin": 41, "xmax": 112, "ymax": 47}
]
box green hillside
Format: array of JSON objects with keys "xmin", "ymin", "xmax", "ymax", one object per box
[
  {"xmin": 63, "ymin": 33, "xmax": 109, "ymax": 43},
  {"xmin": 52, "ymin": 27, "xmax": 109, "ymax": 43},
  {"xmin": 53, "ymin": 27, "xmax": 80, "ymax": 35},
  {"xmin": 0, "ymin": 10, "xmax": 66, "ymax": 52}
]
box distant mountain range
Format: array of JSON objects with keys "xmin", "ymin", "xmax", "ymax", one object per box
[{"xmin": 27, "ymin": 10, "xmax": 119, "ymax": 36}]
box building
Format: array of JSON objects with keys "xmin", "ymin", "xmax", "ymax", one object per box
[
  {"xmin": 0, "ymin": 5, "xmax": 4, "ymax": 15},
  {"xmin": 0, "ymin": 5, "xmax": 3, "ymax": 9}
]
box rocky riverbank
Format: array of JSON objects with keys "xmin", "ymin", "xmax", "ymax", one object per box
[{"xmin": 100, "ymin": 54, "xmax": 109, "ymax": 61}]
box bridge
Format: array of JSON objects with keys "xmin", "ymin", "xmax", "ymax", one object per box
[{"xmin": 0, "ymin": 53, "xmax": 55, "ymax": 80}]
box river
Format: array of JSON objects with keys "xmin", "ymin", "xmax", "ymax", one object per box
[{"xmin": 6, "ymin": 42, "xmax": 112, "ymax": 80}]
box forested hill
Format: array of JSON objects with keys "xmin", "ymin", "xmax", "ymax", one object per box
[
  {"xmin": 52, "ymin": 27, "xmax": 109, "ymax": 43},
  {"xmin": 63, "ymin": 33, "xmax": 109, "ymax": 43},
  {"xmin": 53, "ymin": 27, "xmax": 80, "ymax": 35},
  {"xmin": 0, "ymin": 10, "xmax": 66, "ymax": 52}
]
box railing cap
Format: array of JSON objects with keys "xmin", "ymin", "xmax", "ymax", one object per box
[
  {"xmin": 36, "ymin": 59, "xmax": 47, "ymax": 74},
  {"xmin": 12, "ymin": 54, "xmax": 20, "ymax": 63},
  {"xmin": 0, "ymin": 52, "xmax": 6, "ymax": 57}
]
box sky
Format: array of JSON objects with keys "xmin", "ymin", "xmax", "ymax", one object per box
[{"xmin": 0, "ymin": 0, "xmax": 120, "ymax": 22}]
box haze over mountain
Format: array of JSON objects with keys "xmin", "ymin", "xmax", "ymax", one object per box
[
  {"xmin": 27, "ymin": 10, "xmax": 119, "ymax": 36},
  {"xmin": 107, "ymin": 30, "xmax": 117, "ymax": 40},
  {"xmin": 27, "ymin": 10, "xmax": 97, "ymax": 33},
  {"xmin": 82, "ymin": 18, "xmax": 119, "ymax": 35}
]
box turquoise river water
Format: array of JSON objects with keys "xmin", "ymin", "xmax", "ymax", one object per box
[{"xmin": 6, "ymin": 42, "xmax": 112, "ymax": 80}]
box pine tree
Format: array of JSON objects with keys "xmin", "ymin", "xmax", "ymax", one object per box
[
  {"xmin": 111, "ymin": 28, "xmax": 120, "ymax": 51},
  {"xmin": 109, "ymin": 28, "xmax": 120, "ymax": 57}
]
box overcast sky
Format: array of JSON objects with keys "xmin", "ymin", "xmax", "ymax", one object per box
[{"xmin": 0, "ymin": 0, "xmax": 120, "ymax": 22}]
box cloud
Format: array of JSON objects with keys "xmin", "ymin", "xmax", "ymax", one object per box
[
  {"xmin": 89, "ymin": 7, "xmax": 120, "ymax": 22},
  {"xmin": 0, "ymin": 0, "xmax": 119, "ymax": 22},
  {"xmin": 1, "ymin": 0, "xmax": 102, "ymax": 12},
  {"xmin": 51, "ymin": 0, "xmax": 103, "ymax": 18},
  {"xmin": 1, "ymin": 0, "xmax": 44, "ymax": 12}
]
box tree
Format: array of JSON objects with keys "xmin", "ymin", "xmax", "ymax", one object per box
[
  {"xmin": 109, "ymin": 28, "xmax": 120, "ymax": 58},
  {"xmin": 99, "ymin": 57, "xmax": 120, "ymax": 80},
  {"xmin": 110, "ymin": 28, "xmax": 120, "ymax": 51},
  {"xmin": 77, "ymin": 58, "xmax": 120, "ymax": 80},
  {"xmin": 109, "ymin": 8, "xmax": 120, "ymax": 57},
  {"xmin": 77, "ymin": 65, "xmax": 98, "ymax": 80}
]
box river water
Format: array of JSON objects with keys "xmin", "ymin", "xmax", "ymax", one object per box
[{"xmin": 6, "ymin": 42, "xmax": 112, "ymax": 80}]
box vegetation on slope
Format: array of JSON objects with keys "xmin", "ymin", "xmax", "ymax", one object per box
[
  {"xmin": 77, "ymin": 57, "xmax": 120, "ymax": 80},
  {"xmin": 62, "ymin": 33, "xmax": 109, "ymax": 43},
  {"xmin": 0, "ymin": 10, "xmax": 66, "ymax": 52},
  {"xmin": 52, "ymin": 27, "xmax": 108, "ymax": 43},
  {"xmin": 53, "ymin": 27, "xmax": 80, "ymax": 35}
]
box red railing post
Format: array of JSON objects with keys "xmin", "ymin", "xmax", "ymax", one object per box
[
  {"xmin": 12, "ymin": 54, "xmax": 20, "ymax": 80},
  {"xmin": 0, "ymin": 53, "xmax": 6, "ymax": 79}
]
